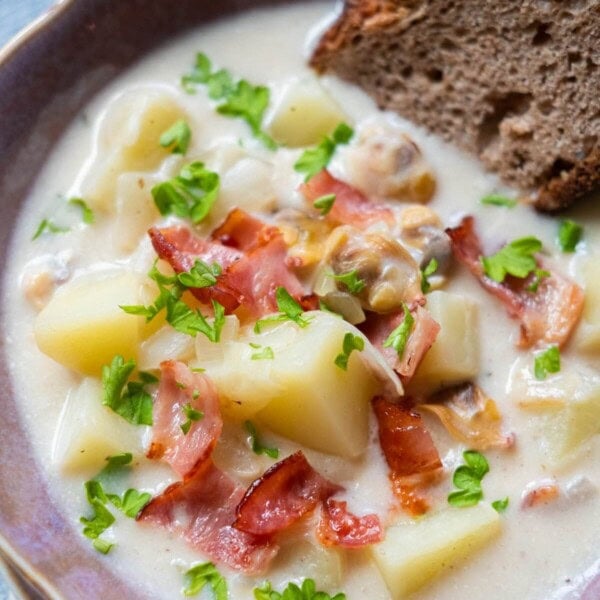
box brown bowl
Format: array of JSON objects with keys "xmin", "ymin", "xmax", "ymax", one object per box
[{"xmin": 0, "ymin": 1, "xmax": 312, "ymax": 597}]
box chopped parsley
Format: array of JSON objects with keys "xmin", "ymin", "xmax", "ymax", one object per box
[
  {"xmin": 177, "ymin": 260, "xmax": 222, "ymax": 288},
  {"xmin": 68, "ymin": 197, "xmax": 95, "ymax": 224},
  {"xmin": 181, "ymin": 52, "xmax": 275, "ymax": 149},
  {"xmin": 481, "ymin": 236, "xmax": 542, "ymax": 283},
  {"xmin": 249, "ymin": 343, "xmax": 275, "ymax": 360},
  {"xmin": 31, "ymin": 218, "xmax": 69, "ymax": 240},
  {"xmin": 183, "ymin": 562, "xmax": 228, "ymax": 599},
  {"xmin": 534, "ymin": 345, "xmax": 560, "ymax": 380},
  {"xmin": 159, "ymin": 119, "xmax": 192, "ymax": 154},
  {"xmin": 254, "ymin": 579, "xmax": 346, "ymax": 600},
  {"xmin": 328, "ymin": 269, "xmax": 365, "ymax": 295},
  {"xmin": 557, "ymin": 219, "xmax": 583, "ymax": 253},
  {"xmin": 80, "ymin": 493, "xmax": 115, "ymax": 554},
  {"xmin": 181, "ymin": 402, "xmax": 204, "ymax": 435},
  {"xmin": 480, "ymin": 194, "xmax": 517, "ymax": 208},
  {"xmin": 313, "ymin": 193, "xmax": 336, "ymax": 216},
  {"xmin": 152, "ymin": 161, "xmax": 219, "ymax": 224},
  {"xmin": 101, "ymin": 355, "xmax": 154, "ymax": 426},
  {"xmin": 245, "ymin": 420, "xmax": 279, "ymax": 459},
  {"xmin": 294, "ymin": 122, "xmax": 354, "ymax": 182},
  {"xmin": 254, "ymin": 286, "xmax": 311, "ymax": 332},
  {"xmin": 420, "ymin": 258, "xmax": 438, "ymax": 293},
  {"xmin": 383, "ymin": 304, "xmax": 414, "ymax": 360},
  {"xmin": 526, "ymin": 268, "xmax": 550, "ymax": 293},
  {"xmin": 492, "ymin": 497, "xmax": 510, "ymax": 513},
  {"xmin": 447, "ymin": 450, "xmax": 490, "ymax": 507},
  {"xmin": 334, "ymin": 332, "xmax": 364, "ymax": 371}
]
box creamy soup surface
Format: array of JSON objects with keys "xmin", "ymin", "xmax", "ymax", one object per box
[{"xmin": 4, "ymin": 3, "xmax": 600, "ymax": 599}]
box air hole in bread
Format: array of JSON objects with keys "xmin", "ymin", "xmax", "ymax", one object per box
[
  {"xmin": 531, "ymin": 21, "xmax": 552, "ymax": 46},
  {"xmin": 426, "ymin": 68, "xmax": 444, "ymax": 82},
  {"xmin": 401, "ymin": 65, "xmax": 413, "ymax": 78},
  {"xmin": 549, "ymin": 157, "xmax": 575, "ymax": 178},
  {"xmin": 537, "ymin": 100, "xmax": 554, "ymax": 116}
]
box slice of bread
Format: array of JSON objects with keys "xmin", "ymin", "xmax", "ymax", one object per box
[{"xmin": 311, "ymin": 0, "xmax": 600, "ymax": 211}]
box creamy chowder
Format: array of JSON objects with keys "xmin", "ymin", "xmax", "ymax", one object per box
[{"xmin": 3, "ymin": 3, "xmax": 600, "ymax": 600}]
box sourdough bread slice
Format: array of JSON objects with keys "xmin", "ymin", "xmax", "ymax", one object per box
[{"xmin": 311, "ymin": 0, "xmax": 600, "ymax": 211}]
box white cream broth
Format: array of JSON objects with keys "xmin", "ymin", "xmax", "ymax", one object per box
[{"xmin": 4, "ymin": 2, "xmax": 600, "ymax": 599}]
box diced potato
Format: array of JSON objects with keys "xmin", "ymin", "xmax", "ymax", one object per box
[
  {"xmin": 52, "ymin": 378, "xmax": 144, "ymax": 473},
  {"xmin": 408, "ymin": 291, "xmax": 480, "ymax": 396},
  {"xmin": 199, "ymin": 312, "xmax": 382, "ymax": 457},
  {"xmin": 371, "ymin": 503, "xmax": 501, "ymax": 599},
  {"xmin": 81, "ymin": 89, "xmax": 189, "ymax": 212},
  {"xmin": 138, "ymin": 326, "xmax": 196, "ymax": 371},
  {"xmin": 35, "ymin": 271, "xmax": 149, "ymax": 375},
  {"xmin": 266, "ymin": 78, "xmax": 348, "ymax": 147},
  {"xmin": 572, "ymin": 258, "xmax": 600, "ymax": 353}
]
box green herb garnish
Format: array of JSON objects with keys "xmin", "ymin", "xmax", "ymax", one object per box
[
  {"xmin": 525, "ymin": 268, "xmax": 550, "ymax": 293},
  {"xmin": 328, "ymin": 269, "xmax": 365, "ymax": 295},
  {"xmin": 68, "ymin": 197, "xmax": 95, "ymax": 224},
  {"xmin": 534, "ymin": 345, "xmax": 560, "ymax": 380},
  {"xmin": 492, "ymin": 497, "xmax": 509, "ymax": 513},
  {"xmin": 32, "ymin": 219, "xmax": 69, "ymax": 240},
  {"xmin": 334, "ymin": 333, "xmax": 364, "ymax": 371},
  {"xmin": 101, "ymin": 355, "xmax": 154, "ymax": 426},
  {"xmin": 181, "ymin": 402, "xmax": 204, "ymax": 435},
  {"xmin": 480, "ymin": 194, "xmax": 517, "ymax": 208},
  {"xmin": 420, "ymin": 258, "xmax": 438, "ymax": 293},
  {"xmin": 245, "ymin": 420, "xmax": 279, "ymax": 459},
  {"xmin": 481, "ymin": 236, "xmax": 542, "ymax": 283},
  {"xmin": 183, "ymin": 562, "xmax": 228, "ymax": 599},
  {"xmin": 254, "ymin": 579, "xmax": 345, "ymax": 600},
  {"xmin": 177, "ymin": 260, "xmax": 222, "ymax": 288},
  {"xmin": 159, "ymin": 119, "xmax": 192, "ymax": 154},
  {"xmin": 557, "ymin": 219, "xmax": 583, "ymax": 253},
  {"xmin": 249, "ymin": 343, "xmax": 275, "ymax": 360},
  {"xmin": 152, "ymin": 161, "xmax": 219, "ymax": 224},
  {"xmin": 313, "ymin": 193, "xmax": 336, "ymax": 216},
  {"xmin": 254, "ymin": 286, "xmax": 311, "ymax": 333},
  {"xmin": 383, "ymin": 304, "xmax": 414, "ymax": 360},
  {"xmin": 294, "ymin": 122, "xmax": 354, "ymax": 181},
  {"xmin": 80, "ymin": 494, "xmax": 115, "ymax": 554},
  {"xmin": 447, "ymin": 450, "xmax": 490, "ymax": 507}
]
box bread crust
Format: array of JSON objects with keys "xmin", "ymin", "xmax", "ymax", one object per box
[{"xmin": 311, "ymin": 0, "xmax": 600, "ymax": 211}]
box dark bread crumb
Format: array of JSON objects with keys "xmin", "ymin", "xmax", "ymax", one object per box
[{"xmin": 311, "ymin": 0, "xmax": 600, "ymax": 211}]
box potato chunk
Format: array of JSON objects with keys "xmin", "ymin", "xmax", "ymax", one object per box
[
  {"xmin": 370, "ymin": 503, "xmax": 501, "ymax": 598},
  {"xmin": 408, "ymin": 291, "xmax": 480, "ymax": 395},
  {"xmin": 35, "ymin": 271, "xmax": 148, "ymax": 375},
  {"xmin": 266, "ymin": 78, "xmax": 348, "ymax": 147},
  {"xmin": 199, "ymin": 312, "xmax": 384, "ymax": 457},
  {"xmin": 52, "ymin": 378, "xmax": 144, "ymax": 473},
  {"xmin": 572, "ymin": 258, "xmax": 600, "ymax": 353}
]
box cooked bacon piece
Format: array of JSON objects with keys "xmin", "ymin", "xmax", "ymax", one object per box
[
  {"xmin": 301, "ymin": 169, "xmax": 395, "ymax": 229},
  {"xmin": 149, "ymin": 226, "xmax": 241, "ymax": 312},
  {"xmin": 390, "ymin": 477, "xmax": 432, "ymax": 517},
  {"xmin": 373, "ymin": 397, "xmax": 442, "ymax": 478},
  {"xmin": 138, "ymin": 460, "xmax": 277, "ymax": 574},
  {"xmin": 317, "ymin": 499, "xmax": 383, "ymax": 548},
  {"xmin": 147, "ymin": 361, "xmax": 222, "ymax": 479},
  {"xmin": 234, "ymin": 451, "xmax": 342, "ymax": 536},
  {"xmin": 211, "ymin": 207, "xmax": 270, "ymax": 251},
  {"xmin": 422, "ymin": 383, "xmax": 515, "ymax": 451},
  {"xmin": 446, "ymin": 216, "xmax": 584, "ymax": 348},
  {"xmin": 360, "ymin": 306, "xmax": 439, "ymax": 382},
  {"xmin": 521, "ymin": 479, "xmax": 560, "ymax": 509}
]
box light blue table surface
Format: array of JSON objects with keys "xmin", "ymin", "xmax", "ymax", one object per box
[{"xmin": 0, "ymin": 3, "xmax": 57, "ymax": 599}]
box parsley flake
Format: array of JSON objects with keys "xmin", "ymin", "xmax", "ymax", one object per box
[
  {"xmin": 254, "ymin": 287, "xmax": 311, "ymax": 332},
  {"xmin": 420, "ymin": 258, "xmax": 438, "ymax": 293},
  {"xmin": 526, "ymin": 268, "xmax": 550, "ymax": 293},
  {"xmin": 534, "ymin": 345, "xmax": 560, "ymax": 380},
  {"xmin": 80, "ymin": 496, "xmax": 115, "ymax": 554},
  {"xmin": 68, "ymin": 197, "xmax": 95, "ymax": 224},
  {"xmin": 328, "ymin": 269, "xmax": 365, "ymax": 295},
  {"xmin": 32, "ymin": 219, "xmax": 69, "ymax": 240},
  {"xmin": 181, "ymin": 402, "xmax": 204, "ymax": 435},
  {"xmin": 480, "ymin": 194, "xmax": 517, "ymax": 208},
  {"xmin": 181, "ymin": 52, "xmax": 275, "ymax": 149},
  {"xmin": 383, "ymin": 305, "xmax": 414, "ymax": 360},
  {"xmin": 152, "ymin": 161, "xmax": 219, "ymax": 224},
  {"xmin": 481, "ymin": 236, "xmax": 542, "ymax": 283},
  {"xmin": 159, "ymin": 119, "xmax": 192, "ymax": 154},
  {"xmin": 492, "ymin": 497, "xmax": 510, "ymax": 513},
  {"xmin": 313, "ymin": 193, "xmax": 336, "ymax": 216},
  {"xmin": 245, "ymin": 420, "xmax": 279, "ymax": 459},
  {"xmin": 183, "ymin": 562, "xmax": 228, "ymax": 599},
  {"xmin": 101, "ymin": 355, "xmax": 154, "ymax": 426},
  {"xmin": 334, "ymin": 333, "xmax": 364, "ymax": 371},
  {"xmin": 177, "ymin": 260, "xmax": 222, "ymax": 288},
  {"xmin": 254, "ymin": 579, "xmax": 346, "ymax": 600},
  {"xmin": 448, "ymin": 450, "xmax": 489, "ymax": 507},
  {"xmin": 294, "ymin": 122, "xmax": 354, "ymax": 182},
  {"xmin": 249, "ymin": 343, "xmax": 275, "ymax": 360},
  {"xmin": 557, "ymin": 219, "xmax": 583, "ymax": 253}
]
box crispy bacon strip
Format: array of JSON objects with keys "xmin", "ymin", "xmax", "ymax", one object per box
[
  {"xmin": 300, "ymin": 169, "xmax": 395, "ymax": 229},
  {"xmin": 421, "ymin": 383, "xmax": 515, "ymax": 451},
  {"xmin": 234, "ymin": 451, "xmax": 342, "ymax": 537},
  {"xmin": 211, "ymin": 207, "xmax": 269, "ymax": 251},
  {"xmin": 373, "ymin": 397, "xmax": 442, "ymax": 515},
  {"xmin": 317, "ymin": 499, "xmax": 383, "ymax": 548},
  {"xmin": 147, "ymin": 361, "xmax": 222, "ymax": 479},
  {"xmin": 521, "ymin": 479, "xmax": 560, "ymax": 508},
  {"xmin": 446, "ymin": 215, "xmax": 584, "ymax": 348},
  {"xmin": 138, "ymin": 460, "xmax": 277, "ymax": 574},
  {"xmin": 360, "ymin": 306, "xmax": 439, "ymax": 382}
]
